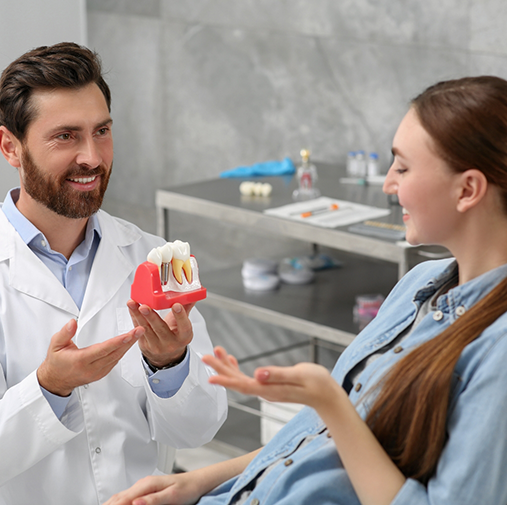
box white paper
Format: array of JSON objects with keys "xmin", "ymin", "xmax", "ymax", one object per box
[{"xmin": 264, "ymin": 196, "xmax": 390, "ymax": 228}]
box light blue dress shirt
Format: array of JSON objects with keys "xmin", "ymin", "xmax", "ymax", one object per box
[
  {"xmin": 2, "ymin": 189, "xmax": 189, "ymax": 418},
  {"xmin": 2, "ymin": 189, "xmax": 101, "ymax": 310},
  {"xmin": 199, "ymin": 259, "xmax": 507, "ymax": 504}
]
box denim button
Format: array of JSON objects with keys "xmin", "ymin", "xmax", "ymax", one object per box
[
  {"xmin": 456, "ymin": 306, "xmax": 466, "ymax": 316},
  {"xmin": 433, "ymin": 310, "xmax": 444, "ymax": 321},
  {"xmin": 251, "ymin": 499, "xmax": 260, "ymax": 505},
  {"xmin": 394, "ymin": 346, "xmax": 403, "ymax": 353},
  {"xmin": 354, "ymin": 383, "xmax": 362, "ymax": 392},
  {"xmin": 284, "ymin": 458, "xmax": 294, "ymax": 467}
]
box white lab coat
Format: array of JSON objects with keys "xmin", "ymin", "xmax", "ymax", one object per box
[{"xmin": 0, "ymin": 208, "xmax": 227, "ymax": 505}]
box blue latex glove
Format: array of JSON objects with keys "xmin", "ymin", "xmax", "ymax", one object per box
[{"xmin": 220, "ymin": 157, "xmax": 295, "ymax": 178}]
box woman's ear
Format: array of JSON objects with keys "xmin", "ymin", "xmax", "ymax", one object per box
[
  {"xmin": 456, "ymin": 169, "xmax": 488, "ymax": 213},
  {"xmin": 0, "ymin": 126, "xmax": 22, "ymax": 168}
]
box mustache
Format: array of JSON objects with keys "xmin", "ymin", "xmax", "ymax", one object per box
[{"xmin": 63, "ymin": 165, "xmax": 108, "ymax": 179}]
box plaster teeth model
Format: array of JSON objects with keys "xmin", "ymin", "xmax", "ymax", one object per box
[
  {"xmin": 171, "ymin": 240, "xmax": 192, "ymax": 284},
  {"xmin": 239, "ymin": 181, "xmax": 272, "ymax": 197}
]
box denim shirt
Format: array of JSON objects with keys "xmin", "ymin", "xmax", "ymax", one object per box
[{"xmin": 199, "ymin": 258, "xmax": 507, "ymax": 505}]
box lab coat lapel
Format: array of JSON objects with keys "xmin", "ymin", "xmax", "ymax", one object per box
[
  {"xmin": 0, "ymin": 213, "xmax": 79, "ymax": 315},
  {"xmin": 77, "ymin": 211, "xmax": 139, "ymax": 329}
]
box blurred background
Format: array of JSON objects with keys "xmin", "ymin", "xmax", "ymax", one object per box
[{"xmin": 3, "ymin": 0, "xmax": 507, "ymax": 235}]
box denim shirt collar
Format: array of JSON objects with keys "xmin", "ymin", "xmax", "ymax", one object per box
[
  {"xmin": 413, "ymin": 259, "xmax": 507, "ymax": 315},
  {"xmin": 412, "ymin": 260, "xmax": 458, "ymax": 304}
]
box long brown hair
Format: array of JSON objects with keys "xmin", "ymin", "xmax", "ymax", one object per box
[{"xmin": 365, "ymin": 76, "xmax": 507, "ymax": 483}]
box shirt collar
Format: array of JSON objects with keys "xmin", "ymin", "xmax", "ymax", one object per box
[
  {"xmin": 440, "ymin": 262, "xmax": 507, "ymax": 312},
  {"xmin": 414, "ymin": 258, "xmax": 507, "ymax": 311},
  {"xmin": 413, "ymin": 260, "xmax": 459, "ymax": 304},
  {"xmin": 1, "ymin": 187, "xmax": 102, "ymax": 253}
]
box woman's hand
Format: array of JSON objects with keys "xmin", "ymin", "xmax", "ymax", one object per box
[
  {"xmin": 202, "ymin": 346, "xmax": 339, "ymax": 410},
  {"xmin": 204, "ymin": 347, "xmax": 407, "ymax": 505},
  {"xmin": 103, "ymin": 472, "xmax": 200, "ymax": 505},
  {"xmin": 103, "ymin": 448, "xmax": 262, "ymax": 505}
]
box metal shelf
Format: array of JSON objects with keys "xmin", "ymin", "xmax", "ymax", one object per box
[
  {"xmin": 199, "ymin": 254, "xmax": 398, "ymax": 348},
  {"xmin": 155, "ymin": 162, "xmax": 449, "ymax": 343}
]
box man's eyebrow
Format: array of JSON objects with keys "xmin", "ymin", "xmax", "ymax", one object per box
[
  {"xmin": 48, "ymin": 118, "xmax": 113, "ymax": 134},
  {"xmin": 96, "ymin": 118, "xmax": 113, "ymax": 129}
]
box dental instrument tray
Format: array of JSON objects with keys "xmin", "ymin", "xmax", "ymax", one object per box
[
  {"xmin": 131, "ymin": 240, "xmax": 207, "ymax": 310},
  {"xmin": 264, "ymin": 197, "xmax": 391, "ymax": 229}
]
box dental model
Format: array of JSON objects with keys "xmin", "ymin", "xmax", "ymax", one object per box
[
  {"xmin": 146, "ymin": 240, "xmax": 200, "ymax": 291},
  {"xmin": 171, "ymin": 240, "xmax": 192, "ymax": 284},
  {"xmin": 131, "ymin": 240, "xmax": 206, "ymax": 309},
  {"xmin": 159, "ymin": 242, "xmax": 174, "ymax": 285},
  {"xmin": 239, "ymin": 181, "xmax": 272, "ymax": 197}
]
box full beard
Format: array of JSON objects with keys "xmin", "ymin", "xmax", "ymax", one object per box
[{"xmin": 20, "ymin": 148, "xmax": 112, "ymax": 219}]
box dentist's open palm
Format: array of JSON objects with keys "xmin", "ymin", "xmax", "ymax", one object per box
[
  {"xmin": 127, "ymin": 299, "xmax": 195, "ymax": 368},
  {"xmin": 203, "ymin": 346, "xmax": 337, "ymax": 410},
  {"xmin": 37, "ymin": 319, "xmax": 145, "ymax": 397}
]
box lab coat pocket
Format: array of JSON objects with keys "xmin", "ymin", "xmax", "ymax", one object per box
[{"xmin": 117, "ymin": 307, "xmax": 144, "ymax": 388}]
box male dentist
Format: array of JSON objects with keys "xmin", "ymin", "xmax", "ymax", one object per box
[{"xmin": 0, "ymin": 42, "xmax": 226, "ymax": 505}]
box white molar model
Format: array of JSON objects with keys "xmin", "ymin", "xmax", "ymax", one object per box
[{"xmin": 147, "ymin": 240, "xmax": 202, "ymax": 293}]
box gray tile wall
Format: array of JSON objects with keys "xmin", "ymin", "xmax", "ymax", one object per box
[
  {"xmin": 87, "ymin": 0, "xmax": 507, "ymax": 236},
  {"xmin": 86, "ymin": 1, "xmax": 507, "ymax": 379}
]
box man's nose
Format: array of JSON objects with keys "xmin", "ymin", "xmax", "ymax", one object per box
[{"xmin": 76, "ymin": 136, "xmax": 102, "ymax": 168}]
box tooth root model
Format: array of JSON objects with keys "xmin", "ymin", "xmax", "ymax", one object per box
[
  {"xmin": 131, "ymin": 239, "xmax": 206, "ymax": 310},
  {"xmin": 146, "ymin": 240, "xmax": 196, "ymax": 289},
  {"xmin": 146, "ymin": 240, "xmax": 193, "ymax": 285},
  {"xmin": 171, "ymin": 240, "xmax": 192, "ymax": 284}
]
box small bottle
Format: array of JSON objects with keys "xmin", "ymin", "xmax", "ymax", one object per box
[
  {"xmin": 355, "ymin": 150, "xmax": 367, "ymax": 180},
  {"xmin": 346, "ymin": 151, "xmax": 357, "ymax": 177},
  {"xmin": 367, "ymin": 152, "xmax": 380, "ymax": 177},
  {"xmin": 292, "ymin": 149, "xmax": 321, "ymax": 201}
]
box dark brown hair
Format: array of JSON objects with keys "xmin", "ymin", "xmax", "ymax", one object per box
[
  {"xmin": 0, "ymin": 42, "xmax": 111, "ymax": 141},
  {"xmin": 412, "ymin": 76, "xmax": 507, "ymax": 211},
  {"xmin": 366, "ymin": 76, "xmax": 507, "ymax": 483}
]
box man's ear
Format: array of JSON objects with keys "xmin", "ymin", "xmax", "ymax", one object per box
[
  {"xmin": 0, "ymin": 126, "xmax": 22, "ymax": 168},
  {"xmin": 456, "ymin": 169, "xmax": 488, "ymax": 213}
]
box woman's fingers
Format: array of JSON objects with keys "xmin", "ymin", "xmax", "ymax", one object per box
[
  {"xmin": 253, "ymin": 365, "xmax": 304, "ymax": 385},
  {"xmin": 204, "ymin": 348, "xmax": 335, "ymax": 407}
]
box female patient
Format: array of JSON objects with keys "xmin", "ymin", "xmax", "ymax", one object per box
[{"xmin": 106, "ymin": 76, "xmax": 507, "ymax": 505}]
